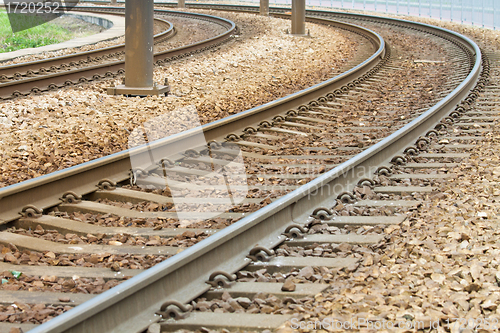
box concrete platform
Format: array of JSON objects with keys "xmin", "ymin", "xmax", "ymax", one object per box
[{"xmin": 0, "ymin": 11, "xmax": 125, "ymax": 62}]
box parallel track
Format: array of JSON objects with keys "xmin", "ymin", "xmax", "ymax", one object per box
[
  {"xmin": 0, "ymin": 4, "xmax": 487, "ymax": 333},
  {"xmin": 0, "ymin": 7, "xmax": 237, "ymax": 99}
]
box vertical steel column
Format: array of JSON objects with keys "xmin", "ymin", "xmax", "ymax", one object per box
[
  {"xmin": 407, "ymin": 0, "xmax": 409, "ymax": 15},
  {"xmin": 452, "ymin": 0, "xmax": 455, "ymax": 22},
  {"xmin": 260, "ymin": 0, "xmax": 269, "ymax": 15},
  {"xmin": 461, "ymin": 0, "xmax": 463, "ymax": 24},
  {"xmin": 494, "ymin": 0, "xmax": 497, "ymax": 29},
  {"xmin": 472, "ymin": 0, "xmax": 475, "ymax": 25},
  {"xmin": 125, "ymin": 0, "xmax": 153, "ymax": 88},
  {"xmin": 107, "ymin": 0, "xmax": 169, "ymax": 96},
  {"xmin": 291, "ymin": 0, "xmax": 306, "ymax": 35},
  {"xmin": 440, "ymin": 0, "xmax": 442, "ymax": 20},
  {"xmin": 482, "ymin": 0, "xmax": 484, "ymax": 27},
  {"xmin": 178, "ymin": 0, "xmax": 185, "ymax": 8},
  {"xmin": 460, "ymin": 0, "xmax": 463, "ymax": 23}
]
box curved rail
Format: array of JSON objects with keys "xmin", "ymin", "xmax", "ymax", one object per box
[
  {"xmin": 0, "ymin": 12, "xmax": 174, "ymax": 78},
  {"xmin": 0, "ymin": 8, "xmax": 237, "ymax": 99},
  {"xmin": 1, "ymin": 15, "xmax": 385, "ymax": 333},
  {"xmin": 0, "ymin": 18, "xmax": 383, "ymax": 225},
  {"xmin": 0, "ymin": 6, "xmax": 482, "ymax": 333}
]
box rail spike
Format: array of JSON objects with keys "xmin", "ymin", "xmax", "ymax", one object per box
[
  {"xmin": 61, "ymin": 191, "xmax": 82, "ymax": 204},
  {"xmin": 435, "ymin": 123, "xmax": 447, "ymax": 131},
  {"xmin": 391, "ymin": 155, "xmax": 407, "ymax": 166},
  {"xmin": 403, "ymin": 146, "xmax": 418, "ymax": 156},
  {"xmin": 416, "ymin": 137, "xmax": 430, "ymax": 150},
  {"xmin": 184, "ymin": 149, "xmax": 200, "ymax": 158},
  {"xmin": 247, "ymin": 246, "xmax": 274, "ymax": 262},
  {"xmin": 156, "ymin": 301, "xmax": 192, "ymax": 320},
  {"xmin": 226, "ymin": 133, "xmax": 241, "ymax": 141},
  {"xmin": 98, "ymin": 179, "xmax": 116, "ymax": 191},
  {"xmin": 283, "ymin": 224, "xmax": 308, "ymax": 239},
  {"xmin": 273, "ymin": 115, "xmax": 285, "ymax": 123},
  {"xmin": 357, "ymin": 178, "xmax": 375, "ymax": 188},
  {"xmin": 208, "ymin": 140, "xmax": 223, "ymax": 150},
  {"xmin": 259, "ymin": 120, "xmax": 272, "ymax": 128},
  {"xmin": 311, "ymin": 207, "xmax": 334, "ymax": 220},
  {"xmin": 159, "ymin": 158, "xmax": 175, "ymax": 169},
  {"xmin": 337, "ymin": 192, "xmax": 357, "ymax": 204},
  {"xmin": 21, "ymin": 205, "xmax": 43, "ymax": 218},
  {"xmin": 376, "ymin": 166, "xmax": 392, "ymax": 176},
  {"xmin": 425, "ymin": 130, "xmax": 439, "ymax": 138},
  {"xmin": 243, "ymin": 126, "xmax": 257, "ymax": 135},
  {"xmin": 206, "ymin": 271, "xmax": 237, "ymax": 288}
]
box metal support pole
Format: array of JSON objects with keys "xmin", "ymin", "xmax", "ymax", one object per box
[
  {"xmin": 260, "ymin": 0, "xmax": 269, "ymax": 15},
  {"xmin": 178, "ymin": 0, "xmax": 185, "ymax": 8},
  {"xmin": 107, "ymin": 0, "xmax": 169, "ymax": 96},
  {"xmin": 459, "ymin": 0, "xmax": 461, "ymax": 23},
  {"xmin": 453, "ymin": 0, "xmax": 456, "ymax": 22},
  {"xmin": 494, "ymin": 0, "xmax": 497, "ymax": 30},
  {"xmin": 482, "ymin": 0, "xmax": 484, "ymax": 27},
  {"xmin": 126, "ymin": 0, "xmax": 153, "ymax": 88},
  {"xmin": 472, "ymin": 0, "xmax": 475, "ymax": 25},
  {"xmin": 291, "ymin": 0, "xmax": 306, "ymax": 35}
]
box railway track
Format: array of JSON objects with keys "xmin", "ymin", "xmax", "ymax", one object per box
[
  {"xmin": 0, "ymin": 7, "xmax": 237, "ymax": 100},
  {"xmin": 0, "ymin": 4, "xmax": 490, "ymax": 333}
]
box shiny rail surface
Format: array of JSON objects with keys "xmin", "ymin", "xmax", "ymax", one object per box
[{"xmin": 0, "ymin": 4, "xmax": 484, "ymax": 333}]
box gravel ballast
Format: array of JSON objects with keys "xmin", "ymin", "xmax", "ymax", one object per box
[{"xmin": 0, "ymin": 9, "xmax": 358, "ymax": 188}]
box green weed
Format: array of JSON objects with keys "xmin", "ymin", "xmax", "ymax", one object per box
[{"xmin": 0, "ymin": 10, "xmax": 88, "ymax": 53}]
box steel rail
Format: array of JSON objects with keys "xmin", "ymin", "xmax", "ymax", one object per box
[
  {"xmin": 5, "ymin": 9, "xmax": 481, "ymax": 333},
  {"xmin": 0, "ymin": 10, "xmax": 174, "ymax": 78},
  {"xmin": 0, "ymin": 16, "xmax": 380, "ymax": 226},
  {"xmin": 0, "ymin": 8, "xmax": 236, "ymax": 99},
  {"xmin": 1, "ymin": 15, "xmax": 385, "ymax": 333}
]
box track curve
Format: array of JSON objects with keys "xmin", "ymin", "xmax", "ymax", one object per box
[
  {"xmin": 0, "ymin": 5, "xmax": 486, "ymax": 333},
  {"xmin": 0, "ymin": 7, "xmax": 237, "ymax": 100}
]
